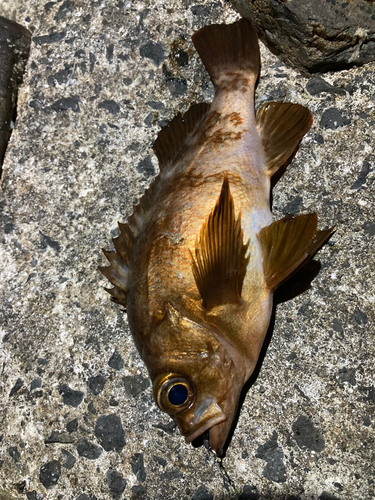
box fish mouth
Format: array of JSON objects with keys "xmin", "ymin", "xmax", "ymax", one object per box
[{"xmin": 184, "ymin": 413, "xmax": 226, "ymax": 444}]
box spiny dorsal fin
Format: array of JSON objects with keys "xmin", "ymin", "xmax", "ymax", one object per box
[
  {"xmin": 153, "ymin": 102, "xmax": 210, "ymax": 171},
  {"xmin": 190, "ymin": 175, "xmax": 249, "ymax": 310},
  {"xmin": 99, "ymin": 183, "xmax": 157, "ymax": 307},
  {"xmin": 257, "ymin": 213, "xmax": 334, "ymax": 291},
  {"xmin": 256, "ymin": 102, "xmax": 313, "ymax": 177}
]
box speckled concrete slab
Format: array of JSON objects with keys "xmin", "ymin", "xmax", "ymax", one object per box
[{"xmin": 0, "ymin": 1, "xmax": 374, "ymax": 499}]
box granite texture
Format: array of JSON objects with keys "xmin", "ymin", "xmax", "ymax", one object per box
[{"xmin": 0, "ymin": 1, "xmax": 374, "ymax": 499}]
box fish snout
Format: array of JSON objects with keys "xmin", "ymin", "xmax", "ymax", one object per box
[{"xmin": 177, "ymin": 397, "xmax": 226, "ymax": 445}]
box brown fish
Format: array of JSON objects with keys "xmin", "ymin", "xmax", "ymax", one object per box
[{"xmin": 100, "ymin": 19, "xmax": 333, "ymax": 456}]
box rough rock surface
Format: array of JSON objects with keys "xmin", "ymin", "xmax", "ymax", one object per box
[
  {"xmin": 232, "ymin": 0, "xmax": 375, "ymax": 75},
  {"xmin": 0, "ymin": 16, "xmax": 31, "ymax": 172},
  {"xmin": 0, "ymin": 0, "xmax": 374, "ymax": 499}
]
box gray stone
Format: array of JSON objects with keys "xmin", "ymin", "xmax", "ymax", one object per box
[
  {"xmin": 233, "ymin": 0, "xmax": 375, "ymax": 74},
  {"xmin": 106, "ymin": 469, "xmax": 127, "ymax": 498},
  {"xmin": 255, "ymin": 432, "xmax": 287, "ymax": 483},
  {"xmin": 292, "ymin": 415, "xmax": 326, "ymax": 452},
  {"xmin": 39, "ymin": 460, "xmax": 61, "ymax": 489},
  {"xmin": 0, "ymin": 1, "xmax": 374, "ymax": 499},
  {"xmin": 94, "ymin": 414, "xmax": 125, "ymax": 453}
]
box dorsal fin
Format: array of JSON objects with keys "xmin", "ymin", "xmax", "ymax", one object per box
[
  {"xmin": 257, "ymin": 213, "xmax": 334, "ymax": 291},
  {"xmin": 190, "ymin": 175, "xmax": 249, "ymax": 310},
  {"xmin": 99, "ymin": 183, "xmax": 157, "ymax": 307},
  {"xmin": 153, "ymin": 102, "xmax": 210, "ymax": 171},
  {"xmin": 256, "ymin": 102, "xmax": 313, "ymax": 177}
]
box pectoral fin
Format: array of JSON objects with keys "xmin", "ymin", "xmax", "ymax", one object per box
[
  {"xmin": 257, "ymin": 213, "xmax": 333, "ymax": 291},
  {"xmin": 190, "ymin": 175, "xmax": 249, "ymax": 310},
  {"xmin": 256, "ymin": 102, "xmax": 313, "ymax": 177}
]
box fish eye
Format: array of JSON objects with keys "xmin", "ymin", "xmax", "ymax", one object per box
[
  {"xmin": 168, "ymin": 383, "xmax": 188, "ymax": 405},
  {"xmin": 154, "ymin": 373, "xmax": 195, "ymax": 415}
]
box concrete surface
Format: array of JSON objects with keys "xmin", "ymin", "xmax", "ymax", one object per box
[{"xmin": 0, "ymin": 1, "xmax": 374, "ymax": 499}]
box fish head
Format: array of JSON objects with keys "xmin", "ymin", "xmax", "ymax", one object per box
[{"xmin": 150, "ymin": 302, "xmax": 247, "ymax": 456}]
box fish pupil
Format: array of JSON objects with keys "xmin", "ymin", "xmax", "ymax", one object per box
[{"xmin": 168, "ymin": 384, "xmax": 188, "ymax": 405}]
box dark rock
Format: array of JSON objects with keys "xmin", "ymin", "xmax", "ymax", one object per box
[
  {"xmin": 174, "ymin": 49, "xmax": 189, "ymax": 67},
  {"xmin": 94, "ymin": 414, "xmax": 125, "ymax": 452},
  {"xmin": 39, "ymin": 460, "xmax": 61, "ymax": 489},
  {"xmin": 54, "ymin": 1, "xmax": 74, "ymax": 22},
  {"xmin": 255, "ymin": 431, "xmax": 286, "ymax": 483},
  {"xmin": 77, "ymin": 438, "xmax": 102, "ymax": 460},
  {"xmin": 238, "ymin": 485, "xmax": 260, "ymax": 500},
  {"xmin": 331, "ymin": 318, "xmax": 343, "ymax": 334},
  {"xmin": 9, "ymin": 378, "xmax": 24, "ymax": 396},
  {"xmin": 88, "ymin": 374, "xmax": 106, "ymax": 395},
  {"xmin": 152, "ymin": 420, "xmax": 176, "ymax": 435},
  {"xmin": 45, "ymin": 431, "xmax": 74, "ymax": 444},
  {"xmin": 106, "ymin": 469, "xmax": 127, "ymax": 498},
  {"xmin": 51, "ymin": 96, "xmax": 80, "ymax": 112},
  {"xmin": 8, "ymin": 446, "xmax": 21, "ymax": 463},
  {"xmin": 320, "ymin": 108, "xmax": 350, "ymax": 130},
  {"xmin": 136, "ymin": 156, "xmax": 155, "ymax": 178},
  {"xmin": 232, "ymin": 0, "xmax": 375, "ymax": 74},
  {"xmin": 66, "ymin": 418, "xmax": 78, "ymax": 432},
  {"xmin": 292, "ymin": 415, "xmax": 325, "ymax": 452},
  {"xmin": 106, "ymin": 44, "xmax": 114, "ymax": 63},
  {"xmin": 61, "ymin": 449, "xmax": 76, "ymax": 469},
  {"xmin": 131, "ymin": 485, "xmax": 147, "ymax": 499},
  {"xmin": 39, "ymin": 231, "xmax": 61, "ymax": 252},
  {"xmin": 88, "ymin": 402, "xmax": 97, "ymax": 414},
  {"xmin": 313, "ymin": 133, "xmax": 324, "ymax": 144},
  {"xmin": 192, "ymin": 485, "xmax": 213, "ymax": 500},
  {"xmin": 166, "ymin": 78, "xmax": 187, "ymax": 97},
  {"xmin": 350, "ymin": 161, "xmax": 371, "ymax": 190},
  {"xmin": 152, "ymin": 455, "xmax": 166, "ymax": 467},
  {"xmin": 353, "ymin": 307, "xmax": 368, "ymax": 325},
  {"xmin": 362, "ymin": 221, "xmax": 375, "ymax": 236},
  {"xmin": 283, "ymin": 196, "xmax": 303, "ymax": 215},
  {"xmin": 33, "ymin": 31, "xmax": 66, "ymax": 45},
  {"xmin": 108, "ymin": 351, "xmax": 124, "ymax": 370},
  {"xmin": 139, "ymin": 41, "xmax": 166, "ymax": 66},
  {"xmin": 306, "ymin": 76, "xmax": 346, "ymax": 96},
  {"xmin": 123, "ymin": 374, "xmax": 150, "ymax": 397},
  {"xmin": 59, "ymin": 384, "xmax": 84, "ymax": 407},
  {"xmin": 0, "ymin": 17, "xmax": 31, "ymax": 174},
  {"xmin": 98, "ymin": 100, "xmax": 120, "ymax": 114},
  {"xmin": 146, "ymin": 100, "xmax": 165, "ymax": 111},
  {"xmin": 30, "ymin": 379, "xmax": 41, "ymax": 391},
  {"xmin": 131, "ymin": 453, "xmax": 146, "ymax": 483},
  {"xmin": 160, "ymin": 469, "xmax": 183, "ymax": 480},
  {"xmin": 26, "ymin": 492, "xmax": 37, "ymax": 500},
  {"xmin": 319, "ymin": 492, "xmax": 341, "ymax": 500},
  {"xmin": 144, "ymin": 112, "xmax": 154, "ymax": 127},
  {"xmin": 359, "ymin": 386, "xmax": 375, "ymax": 404},
  {"xmin": 337, "ymin": 367, "xmax": 356, "ymax": 386}
]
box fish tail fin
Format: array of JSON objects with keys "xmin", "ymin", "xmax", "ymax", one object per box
[{"xmin": 192, "ymin": 18, "xmax": 260, "ymax": 89}]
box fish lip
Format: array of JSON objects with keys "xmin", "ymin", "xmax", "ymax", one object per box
[{"xmin": 184, "ymin": 414, "xmax": 226, "ymax": 443}]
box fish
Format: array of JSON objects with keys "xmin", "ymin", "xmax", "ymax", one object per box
[{"xmin": 99, "ymin": 18, "xmax": 333, "ymax": 456}]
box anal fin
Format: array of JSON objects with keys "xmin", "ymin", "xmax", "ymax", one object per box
[
  {"xmin": 257, "ymin": 213, "xmax": 334, "ymax": 291},
  {"xmin": 190, "ymin": 175, "xmax": 249, "ymax": 310}
]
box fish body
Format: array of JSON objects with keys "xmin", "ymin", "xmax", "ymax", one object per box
[{"xmin": 100, "ymin": 19, "xmax": 332, "ymax": 455}]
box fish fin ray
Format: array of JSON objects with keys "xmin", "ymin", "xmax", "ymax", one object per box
[
  {"xmin": 256, "ymin": 102, "xmax": 313, "ymax": 177},
  {"xmin": 99, "ymin": 183, "xmax": 158, "ymax": 307},
  {"xmin": 190, "ymin": 175, "xmax": 249, "ymax": 310},
  {"xmin": 153, "ymin": 102, "xmax": 210, "ymax": 171},
  {"xmin": 192, "ymin": 18, "xmax": 260, "ymax": 88},
  {"xmin": 257, "ymin": 213, "xmax": 334, "ymax": 290}
]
